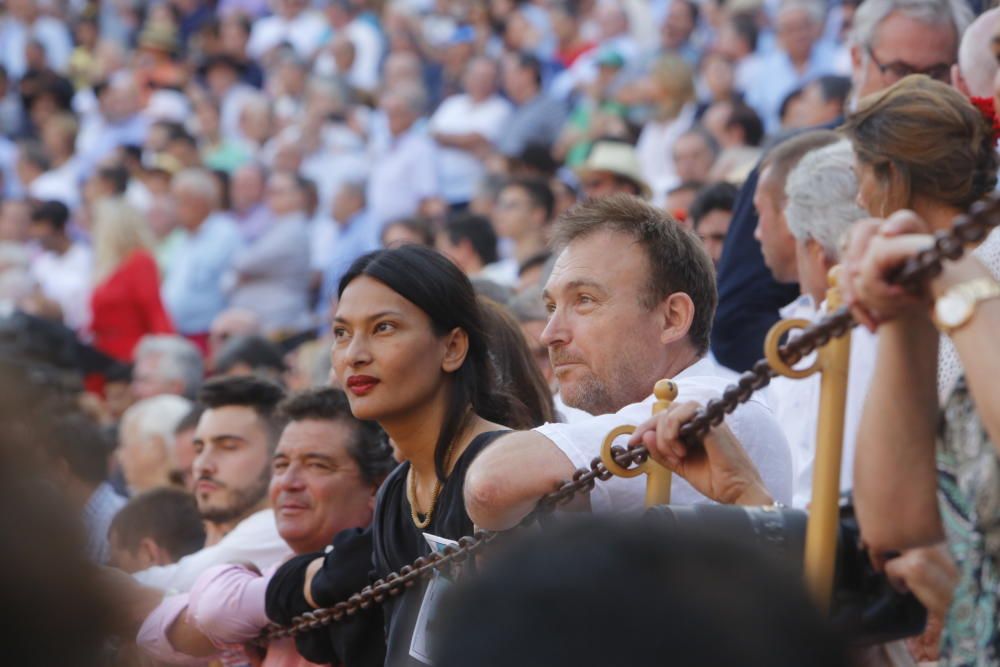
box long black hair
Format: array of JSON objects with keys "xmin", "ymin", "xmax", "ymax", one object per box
[{"xmin": 338, "ymin": 245, "xmax": 518, "ymax": 481}]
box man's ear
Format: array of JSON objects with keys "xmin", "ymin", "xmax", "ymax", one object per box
[
  {"xmin": 951, "ymin": 64, "xmax": 970, "ymax": 97},
  {"xmin": 138, "ymin": 537, "xmax": 172, "ymax": 568},
  {"xmin": 441, "ymin": 327, "xmax": 470, "ymax": 373},
  {"xmin": 659, "ymin": 292, "xmax": 696, "ymax": 347}
]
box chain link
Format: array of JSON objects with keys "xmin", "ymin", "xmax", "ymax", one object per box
[{"xmin": 261, "ymin": 194, "xmax": 1000, "ymax": 642}]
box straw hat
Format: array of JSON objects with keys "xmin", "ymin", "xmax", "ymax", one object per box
[
  {"xmin": 137, "ymin": 23, "xmax": 179, "ymax": 54},
  {"xmin": 575, "ymin": 141, "xmax": 651, "ymax": 198}
]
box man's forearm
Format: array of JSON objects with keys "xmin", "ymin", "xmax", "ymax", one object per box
[{"xmin": 464, "ymin": 431, "xmax": 584, "ymax": 530}]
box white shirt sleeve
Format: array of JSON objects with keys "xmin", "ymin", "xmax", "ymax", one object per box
[
  {"xmin": 132, "ymin": 510, "xmax": 291, "ymax": 593},
  {"xmin": 535, "ymin": 379, "xmax": 793, "ymax": 513}
]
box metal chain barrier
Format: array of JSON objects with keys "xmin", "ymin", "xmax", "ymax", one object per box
[{"xmin": 262, "ymin": 195, "xmax": 1000, "ymax": 642}]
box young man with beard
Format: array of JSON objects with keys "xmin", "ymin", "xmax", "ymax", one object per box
[
  {"xmin": 136, "ymin": 387, "xmax": 395, "ymax": 667},
  {"xmin": 132, "ymin": 376, "xmax": 290, "ymax": 592}
]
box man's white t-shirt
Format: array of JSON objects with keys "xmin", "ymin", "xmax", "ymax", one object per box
[
  {"xmin": 535, "ymin": 357, "xmax": 793, "ymax": 513},
  {"xmin": 768, "ymin": 297, "xmax": 878, "ymax": 509},
  {"xmin": 133, "ymin": 509, "xmax": 290, "ymax": 593},
  {"xmin": 428, "ymin": 94, "xmax": 512, "ymax": 204},
  {"xmin": 30, "ymin": 243, "xmax": 91, "ymax": 331}
]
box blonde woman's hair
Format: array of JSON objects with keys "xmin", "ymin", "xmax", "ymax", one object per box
[
  {"xmin": 92, "ymin": 198, "xmax": 155, "ymax": 283},
  {"xmin": 650, "ymin": 55, "xmax": 696, "ymax": 120}
]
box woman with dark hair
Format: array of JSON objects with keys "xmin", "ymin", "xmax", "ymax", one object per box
[
  {"xmin": 268, "ymin": 244, "xmax": 542, "ymax": 666},
  {"xmin": 478, "ymin": 296, "xmax": 555, "ymax": 427}
]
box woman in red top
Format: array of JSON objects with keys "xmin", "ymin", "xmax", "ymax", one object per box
[{"xmin": 89, "ymin": 199, "xmax": 174, "ymax": 361}]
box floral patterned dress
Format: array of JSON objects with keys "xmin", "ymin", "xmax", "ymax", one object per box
[{"xmin": 937, "ymin": 378, "xmax": 1000, "ymax": 665}]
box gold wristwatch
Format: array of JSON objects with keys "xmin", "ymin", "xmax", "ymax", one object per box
[{"xmin": 932, "ymin": 277, "xmax": 1000, "ymax": 334}]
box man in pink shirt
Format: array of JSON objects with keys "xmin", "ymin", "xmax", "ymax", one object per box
[{"xmin": 137, "ymin": 387, "xmax": 396, "ymax": 666}]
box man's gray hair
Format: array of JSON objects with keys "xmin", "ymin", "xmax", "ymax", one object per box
[
  {"xmin": 121, "ymin": 395, "xmax": 193, "ymax": 450},
  {"xmin": 135, "ymin": 335, "xmax": 205, "ymax": 399},
  {"xmin": 777, "ymin": 0, "xmax": 825, "ymax": 25},
  {"xmin": 784, "ymin": 140, "xmax": 867, "ymax": 259},
  {"xmin": 172, "ymin": 168, "xmax": 220, "ymax": 206},
  {"xmin": 851, "ymin": 0, "xmax": 972, "ymax": 51}
]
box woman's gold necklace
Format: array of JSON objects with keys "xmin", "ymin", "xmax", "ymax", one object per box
[{"xmin": 406, "ymin": 439, "xmax": 458, "ymax": 529}]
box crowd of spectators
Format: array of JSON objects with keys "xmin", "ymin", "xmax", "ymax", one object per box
[{"xmin": 3, "ymin": 0, "xmax": 1000, "ymax": 665}]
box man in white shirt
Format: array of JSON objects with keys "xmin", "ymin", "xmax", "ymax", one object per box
[
  {"xmin": 26, "ymin": 200, "xmax": 91, "ymax": 331},
  {"xmin": 246, "ymin": 0, "xmax": 327, "ymax": 60},
  {"xmin": 430, "ymin": 56, "xmax": 512, "ymax": 207},
  {"xmin": 133, "ymin": 376, "xmax": 291, "ymax": 593},
  {"xmin": 752, "ymin": 134, "xmax": 871, "ymax": 509},
  {"xmin": 773, "ymin": 140, "xmax": 873, "ymax": 508},
  {"xmin": 465, "ymin": 194, "xmax": 792, "ymax": 529},
  {"xmin": 366, "ymin": 84, "xmax": 441, "ymax": 231}
]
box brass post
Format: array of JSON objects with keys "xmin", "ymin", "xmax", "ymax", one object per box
[
  {"xmin": 802, "ymin": 269, "xmax": 851, "ymax": 612},
  {"xmin": 600, "ymin": 379, "xmax": 679, "ymax": 507}
]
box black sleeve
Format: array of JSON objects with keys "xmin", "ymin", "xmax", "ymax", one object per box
[
  {"xmin": 265, "ymin": 552, "xmax": 339, "ymax": 664},
  {"xmin": 711, "ymin": 165, "xmax": 800, "ymax": 372},
  {"xmin": 265, "ymin": 528, "xmax": 387, "ymax": 667}
]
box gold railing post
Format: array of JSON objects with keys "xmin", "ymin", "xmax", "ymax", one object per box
[
  {"xmin": 763, "ymin": 267, "xmax": 851, "ymax": 612},
  {"xmin": 802, "ymin": 270, "xmax": 851, "ymax": 612},
  {"xmin": 600, "ymin": 380, "xmax": 678, "ymax": 507}
]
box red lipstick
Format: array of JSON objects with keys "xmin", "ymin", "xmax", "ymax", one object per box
[{"xmin": 346, "ymin": 375, "xmax": 380, "ymax": 396}]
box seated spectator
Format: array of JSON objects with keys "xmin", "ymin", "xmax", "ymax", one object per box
[
  {"xmin": 26, "ymin": 200, "xmax": 91, "ymax": 331},
  {"xmin": 765, "ymin": 139, "xmax": 870, "ymax": 509},
  {"xmin": 743, "ymin": 0, "xmax": 837, "ymax": 132},
  {"xmin": 214, "ymin": 335, "xmax": 289, "ymax": 385},
  {"xmin": 672, "ymin": 126, "xmax": 720, "ymax": 185},
  {"xmin": 381, "ymin": 216, "xmax": 435, "ymax": 249},
  {"xmin": 497, "ymin": 51, "xmax": 568, "ymax": 157},
  {"xmin": 516, "ymin": 249, "xmax": 552, "ymax": 294},
  {"xmin": 132, "ymin": 334, "xmax": 204, "ymax": 401},
  {"xmin": 367, "ymin": 84, "xmax": 441, "ymax": 231},
  {"xmin": 315, "ymin": 180, "xmax": 379, "ymax": 323},
  {"xmin": 465, "ymin": 195, "xmax": 792, "ymax": 531},
  {"xmin": 227, "ymin": 170, "xmax": 312, "ymax": 334},
  {"xmin": 34, "ymin": 112, "xmax": 81, "ymax": 209},
  {"xmin": 663, "ymin": 180, "xmax": 704, "ymax": 224},
  {"xmin": 138, "ymin": 387, "xmax": 395, "ymax": 667},
  {"xmin": 753, "ymin": 130, "xmax": 840, "ymax": 285},
  {"xmin": 430, "ymin": 56, "xmax": 512, "ymax": 207},
  {"xmin": 701, "ymin": 100, "xmax": 765, "ymax": 153},
  {"xmin": 487, "ymin": 178, "xmax": 555, "ymax": 287},
  {"xmin": 132, "ymin": 376, "xmax": 290, "ymax": 591},
  {"xmin": 794, "ymin": 75, "xmax": 851, "ymax": 128},
  {"xmin": 689, "ymin": 181, "xmax": 738, "ymax": 266},
  {"xmin": 161, "ymin": 168, "xmax": 242, "ymax": 345},
  {"xmin": 108, "ymin": 487, "xmax": 206, "ymax": 573},
  {"xmin": 228, "ymin": 162, "xmax": 271, "ymax": 243},
  {"xmin": 89, "ymin": 199, "xmax": 174, "ymax": 362},
  {"xmin": 636, "ymin": 55, "xmax": 697, "ymax": 205},
  {"xmin": 575, "ymin": 140, "xmax": 651, "ymax": 201},
  {"xmin": 435, "ymin": 519, "xmax": 846, "ymax": 667},
  {"xmin": 42, "ymin": 411, "xmax": 126, "ymax": 564},
  {"xmin": 553, "ymin": 49, "xmax": 629, "ymax": 167},
  {"xmin": 436, "ymin": 212, "xmax": 499, "ymax": 277},
  {"xmin": 208, "ymin": 307, "xmax": 262, "ymax": 371},
  {"xmin": 508, "ymin": 287, "xmax": 555, "ymax": 391},
  {"xmin": 118, "ymin": 394, "xmax": 194, "ymax": 495}
]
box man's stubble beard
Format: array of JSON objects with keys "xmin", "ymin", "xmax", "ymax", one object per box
[
  {"xmin": 199, "ymin": 465, "xmax": 271, "ymax": 525},
  {"xmin": 560, "ymin": 349, "xmax": 654, "ymax": 416}
]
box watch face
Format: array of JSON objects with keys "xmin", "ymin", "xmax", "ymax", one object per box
[{"xmin": 936, "ymin": 293, "xmax": 972, "ymax": 327}]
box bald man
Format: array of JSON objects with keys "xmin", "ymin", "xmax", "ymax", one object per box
[{"xmin": 953, "ymin": 7, "xmax": 1000, "ymax": 98}]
